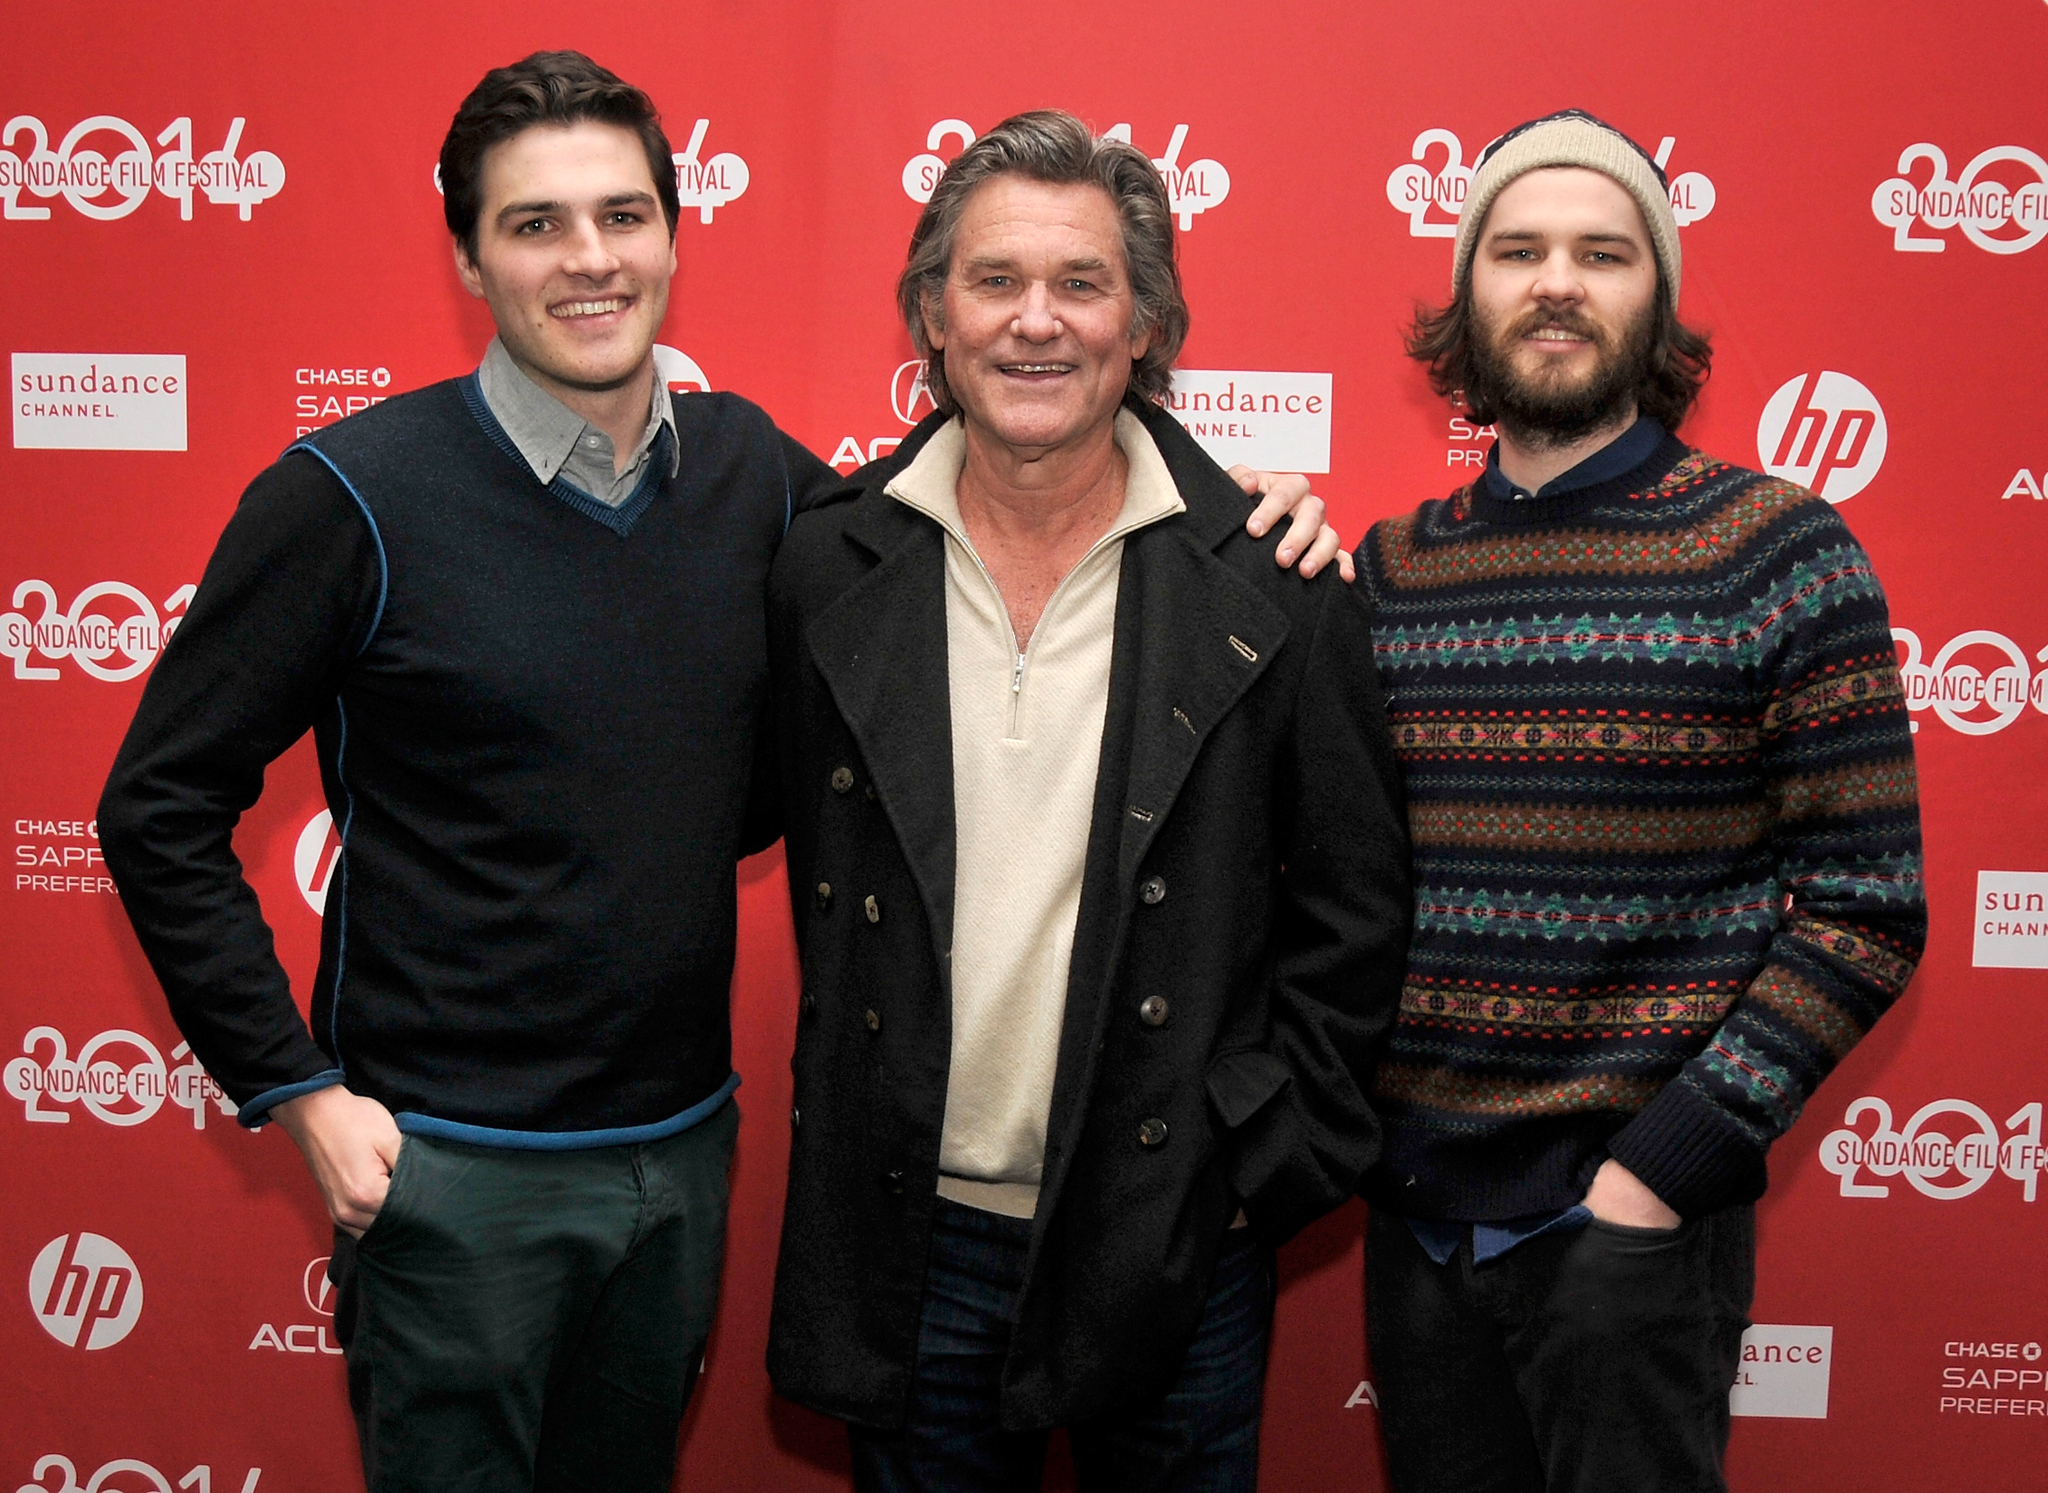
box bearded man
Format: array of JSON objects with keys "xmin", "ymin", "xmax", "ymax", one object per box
[{"xmin": 1356, "ymin": 110, "xmax": 1925, "ymax": 1493}]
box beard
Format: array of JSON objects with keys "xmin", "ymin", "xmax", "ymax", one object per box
[{"xmin": 1463, "ymin": 298, "xmax": 1657, "ymax": 449}]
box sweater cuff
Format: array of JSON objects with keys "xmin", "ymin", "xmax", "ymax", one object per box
[
  {"xmin": 1605, "ymin": 1079, "xmax": 1769, "ymax": 1219},
  {"xmin": 237, "ymin": 1069, "xmax": 347, "ymax": 1129}
]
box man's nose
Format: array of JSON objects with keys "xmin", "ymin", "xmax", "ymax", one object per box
[
  {"xmin": 1529, "ymin": 249, "xmax": 1585, "ymax": 305},
  {"xmin": 560, "ymin": 216, "xmax": 622, "ymax": 279},
  {"xmin": 1011, "ymin": 282, "xmax": 1061, "ymax": 340}
]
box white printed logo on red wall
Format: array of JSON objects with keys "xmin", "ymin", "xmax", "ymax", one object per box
[
  {"xmin": 6, "ymin": 1026, "xmax": 235, "ymax": 1127},
  {"xmin": 1165, "ymin": 371, "xmax": 1333, "ymax": 474},
  {"xmin": 1871, "ymin": 143, "xmax": 2048, "ymax": 255},
  {"xmin": 1820, "ymin": 1095, "xmax": 2046, "ymax": 1202},
  {"xmin": 15, "ymin": 1454, "xmax": 262, "ymax": 1493},
  {"xmin": 296, "ymin": 810, "xmax": 342, "ymax": 916},
  {"xmin": 654, "ymin": 344, "xmax": 710, "ymax": 396},
  {"xmin": 29, "ymin": 1233, "xmax": 142, "ymax": 1350},
  {"xmin": 902, "ymin": 120, "xmax": 1230, "ymax": 229},
  {"xmin": 671, "ymin": 120, "xmax": 748, "ymax": 223},
  {"xmin": 1385, "ymin": 129, "xmax": 1714, "ymax": 239},
  {"xmin": 294, "ymin": 363, "xmax": 392, "ymax": 437},
  {"xmin": 1975, "ymin": 871, "xmax": 2048, "ymax": 969},
  {"xmin": 1756, "ymin": 372, "xmax": 1887, "ymax": 503},
  {"xmin": 1892, "ymin": 627, "xmax": 2048, "ymax": 736},
  {"xmin": 247, "ymin": 1255, "xmax": 342, "ymax": 1357},
  {"xmin": 3, "ymin": 580, "xmax": 193, "ymax": 681},
  {"xmin": 13, "ymin": 355, "xmax": 186, "ymax": 451},
  {"xmin": 1729, "ymin": 1325, "xmax": 1833, "ymax": 1419},
  {"xmin": 2, "ymin": 114, "xmax": 282, "ymax": 221}
]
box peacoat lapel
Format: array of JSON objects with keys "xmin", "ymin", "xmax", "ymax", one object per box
[{"xmin": 803, "ymin": 425, "xmax": 959, "ymax": 986}]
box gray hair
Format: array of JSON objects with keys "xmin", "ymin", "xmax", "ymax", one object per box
[{"xmin": 896, "ymin": 110, "xmax": 1190, "ymax": 416}]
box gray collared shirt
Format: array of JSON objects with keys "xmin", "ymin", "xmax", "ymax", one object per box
[{"xmin": 476, "ymin": 337, "xmax": 680, "ymax": 508}]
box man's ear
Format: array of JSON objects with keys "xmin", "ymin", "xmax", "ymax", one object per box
[
  {"xmin": 921, "ymin": 292, "xmax": 946, "ymax": 352},
  {"xmin": 453, "ymin": 238, "xmax": 486, "ymax": 301}
]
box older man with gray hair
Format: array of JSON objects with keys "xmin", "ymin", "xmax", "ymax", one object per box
[{"xmin": 760, "ymin": 110, "xmax": 1412, "ymax": 1491}]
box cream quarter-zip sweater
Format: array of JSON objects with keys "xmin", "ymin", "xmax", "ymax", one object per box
[{"xmin": 886, "ymin": 410, "xmax": 1185, "ymax": 1218}]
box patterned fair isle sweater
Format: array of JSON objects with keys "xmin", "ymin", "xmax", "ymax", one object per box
[{"xmin": 1359, "ymin": 433, "xmax": 1925, "ymax": 1222}]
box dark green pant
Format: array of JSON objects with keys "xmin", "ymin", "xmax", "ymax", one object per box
[{"xmin": 329, "ymin": 1100, "xmax": 738, "ymax": 1493}]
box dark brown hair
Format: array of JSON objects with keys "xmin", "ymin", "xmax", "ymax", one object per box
[
  {"xmin": 440, "ymin": 51, "xmax": 678, "ymax": 258},
  {"xmin": 1406, "ymin": 277, "xmax": 1712, "ymax": 431},
  {"xmin": 897, "ymin": 110, "xmax": 1189, "ymax": 415}
]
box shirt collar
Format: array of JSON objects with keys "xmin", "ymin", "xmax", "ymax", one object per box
[
  {"xmin": 885, "ymin": 409, "xmax": 1187, "ymax": 547},
  {"xmin": 475, "ymin": 336, "xmax": 679, "ymax": 485},
  {"xmin": 1480, "ymin": 415, "xmax": 1667, "ymax": 503}
]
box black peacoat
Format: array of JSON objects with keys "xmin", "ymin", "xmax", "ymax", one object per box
[{"xmin": 763, "ymin": 400, "xmax": 1411, "ymax": 1431}]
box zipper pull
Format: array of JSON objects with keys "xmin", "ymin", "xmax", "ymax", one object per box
[{"xmin": 1012, "ymin": 653, "xmax": 1025, "ymax": 694}]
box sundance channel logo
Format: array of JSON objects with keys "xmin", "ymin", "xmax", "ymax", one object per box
[
  {"xmin": 1164, "ymin": 371, "xmax": 1332, "ymax": 474},
  {"xmin": 13, "ymin": 354, "xmax": 186, "ymax": 451},
  {"xmin": 1729, "ymin": 1324, "xmax": 1833, "ymax": 1419},
  {"xmin": 1974, "ymin": 870, "xmax": 2048, "ymax": 969}
]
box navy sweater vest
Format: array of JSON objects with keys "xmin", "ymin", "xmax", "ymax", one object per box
[{"xmin": 103, "ymin": 377, "xmax": 811, "ymax": 1145}]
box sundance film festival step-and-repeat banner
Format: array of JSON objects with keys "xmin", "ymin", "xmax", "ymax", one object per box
[{"xmin": 4, "ymin": 2, "xmax": 2045, "ymax": 1489}]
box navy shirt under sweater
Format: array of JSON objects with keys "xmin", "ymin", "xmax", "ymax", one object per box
[{"xmin": 99, "ymin": 375, "xmax": 842, "ymax": 1146}]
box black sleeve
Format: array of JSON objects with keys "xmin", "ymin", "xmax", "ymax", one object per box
[
  {"xmin": 781, "ymin": 430, "xmax": 854, "ymax": 516},
  {"xmin": 1226, "ymin": 579, "xmax": 1413, "ymax": 1240},
  {"xmin": 97, "ymin": 450, "xmax": 383, "ymax": 1121}
]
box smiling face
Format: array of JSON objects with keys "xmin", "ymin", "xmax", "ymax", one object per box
[
  {"xmin": 925, "ymin": 175, "xmax": 1149, "ymax": 460},
  {"xmin": 453, "ymin": 120, "xmax": 676, "ymax": 401},
  {"xmin": 1466, "ymin": 166, "xmax": 1659, "ymax": 444}
]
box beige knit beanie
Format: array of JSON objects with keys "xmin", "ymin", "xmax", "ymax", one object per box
[{"xmin": 1452, "ymin": 110, "xmax": 1681, "ymax": 300}]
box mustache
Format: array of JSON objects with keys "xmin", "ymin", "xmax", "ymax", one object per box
[{"xmin": 1506, "ymin": 309, "xmax": 1607, "ymax": 342}]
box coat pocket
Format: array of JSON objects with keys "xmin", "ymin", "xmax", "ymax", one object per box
[{"xmin": 1204, "ymin": 1049, "xmax": 1292, "ymax": 1130}]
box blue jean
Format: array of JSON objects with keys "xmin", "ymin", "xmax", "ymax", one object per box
[{"xmin": 849, "ymin": 1197, "xmax": 1275, "ymax": 1493}]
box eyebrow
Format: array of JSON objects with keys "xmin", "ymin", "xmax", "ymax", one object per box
[
  {"xmin": 958, "ymin": 254, "xmax": 1114, "ymax": 274},
  {"xmin": 1486, "ymin": 228, "xmax": 1642, "ymax": 246},
  {"xmin": 494, "ymin": 190, "xmax": 659, "ymax": 226}
]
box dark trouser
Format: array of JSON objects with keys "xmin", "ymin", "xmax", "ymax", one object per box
[
  {"xmin": 328, "ymin": 1099, "xmax": 738, "ymax": 1493},
  {"xmin": 850, "ymin": 1198, "xmax": 1275, "ymax": 1493},
  {"xmin": 1365, "ymin": 1202, "xmax": 1755, "ymax": 1493}
]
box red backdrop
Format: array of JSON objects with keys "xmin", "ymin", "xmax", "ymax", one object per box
[{"xmin": 4, "ymin": 3, "xmax": 2046, "ymax": 1489}]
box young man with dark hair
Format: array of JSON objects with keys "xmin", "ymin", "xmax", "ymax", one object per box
[
  {"xmin": 97, "ymin": 55, "xmax": 1338, "ymax": 1492},
  {"xmin": 1357, "ymin": 110, "xmax": 1925, "ymax": 1493}
]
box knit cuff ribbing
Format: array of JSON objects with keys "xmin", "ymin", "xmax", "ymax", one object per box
[{"xmin": 1605, "ymin": 1079, "xmax": 1769, "ymax": 1219}]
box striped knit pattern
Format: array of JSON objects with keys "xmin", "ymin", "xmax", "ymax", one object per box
[{"xmin": 1360, "ymin": 436, "xmax": 1924, "ymax": 1222}]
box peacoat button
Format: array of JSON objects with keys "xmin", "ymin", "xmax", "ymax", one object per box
[
  {"xmin": 864, "ymin": 894, "xmax": 881, "ymax": 924},
  {"xmin": 815, "ymin": 881, "xmax": 834, "ymax": 912},
  {"xmin": 864, "ymin": 781, "xmax": 878, "ymax": 801},
  {"xmin": 1139, "ymin": 875, "xmax": 1166, "ymax": 905},
  {"xmin": 1137, "ymin": 1117, "xmax": 1169, "ymax": 1148},
  {"xmin": 864, "ymin": 1008, "xmax": 882, "ymax": 1033},
  {"xmin": 880, "ymin": 1169, "xmax": 906, "ymax": 1195},
  {"xmin": 790, "ymin": 1106, "xmax": 801, "ymax": 1129},
  {"xmin": 831, "ymin": 766, "xmax": 855, "ymax": 793},
  {"xmin": 799, "ymin": 992, "xmax": 816, "ymax": 1017},
  {"xmin": 1138, "ymin": 995, "xmax": 1169, "ymax": 1026}
]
